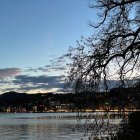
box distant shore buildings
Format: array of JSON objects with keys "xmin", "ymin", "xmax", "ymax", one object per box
[{"xmin": 0, "ymin": 86, "xmax": 139, "ymax": 113}]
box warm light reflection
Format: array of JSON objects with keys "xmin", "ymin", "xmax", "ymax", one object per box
[{"xmin": 26, "ymin": 88, "xmax": 62, "ymax": 94}]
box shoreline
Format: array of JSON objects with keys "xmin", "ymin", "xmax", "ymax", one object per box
[{"xmin": 1, "ymin": 109, "xmax": 139, "ymax": 114}]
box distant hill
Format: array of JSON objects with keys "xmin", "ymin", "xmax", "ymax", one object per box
[
  {"xmin": 0, "ymin": 86, "xmax": 139, "ymax": 110},
  {"xmin": 0, "ymin": 91, "xmax": 30, "ymax": 105}
]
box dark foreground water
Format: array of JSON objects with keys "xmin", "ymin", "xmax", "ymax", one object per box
[
  {"xmin": 0, "ymin": 113, "xmax": 121, "ymax": 140},
  {"xmin": 0, "ymin": 113, "xmax": 84, "ymax": 140}
]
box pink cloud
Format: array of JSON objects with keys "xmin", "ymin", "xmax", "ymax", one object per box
[{"xmin": 0, "ymin": 68, "xmax": 21, "ymax": 79}]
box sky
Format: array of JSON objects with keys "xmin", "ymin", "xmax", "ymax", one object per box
[{"xmin": 0, "ymin": 0, "xmax": 97, "ymax": 94}]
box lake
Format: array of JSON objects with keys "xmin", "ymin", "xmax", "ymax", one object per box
[
  {"xmin": 0, "ymin": 113, "xmax": 86, "ymax": 140},
  {"xmin": 0, "ymin": 112, "xmax": 121, "ymax": 140}
]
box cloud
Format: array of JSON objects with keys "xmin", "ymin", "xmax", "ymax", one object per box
[
  {"xmin": 57, "ymin": 53, "xmax": 71, "ymax": 59},
  {"xmin": 14, "ymin": 75, "xmax": 64, "ymax": 84},
  {"xmin": 40, "ymin": 54, "xmax": 70, "ymax": 72},
  {"xmin": 26, "ymin": 67, "xmax": 67, "ymax": 73},
  {"xmin": 49, "ymin": 55, "xmax": 67, "ymax": 65},
  {"xmin": 12, "ymin": 75, "xmax": 65, "ymax": 92},
  {"xmin": 25, "ymin": 53, "xmax": 70, "ymax": 73},
  {"xmin": 0, "ymin": 80, "xmax": 11, "ymax": 84},
  {"xmin": 42, "ymin": 66, "xmax": 66, "ymax": 72},
  {"xmin": 25, "ymin": 68, "xmax": 38, "ymax": 72},
  {"xmin": 0, "ymin": 68, "xmax": 21, "ymax": 79},
  {"xmin": 26, "ymin": 64, "xmax": 67, "ymax": 73}
]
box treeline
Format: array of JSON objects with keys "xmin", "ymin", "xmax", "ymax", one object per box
[{"xmin": 0, "ymin": 85, "xmax": 139, "ymax": 112}]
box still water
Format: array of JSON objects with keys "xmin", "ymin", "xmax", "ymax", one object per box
[{"xmin": 0, "ymin": 113, "xmax": 84, "ymax": 140}]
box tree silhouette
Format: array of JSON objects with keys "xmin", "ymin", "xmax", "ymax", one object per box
[
  {"xmin": 68, "ymin": 0, "xmax": 140, "ymax": 92},
  {"xmin": 67, "ymin": 0, "xmax": 140, "ymax": 139}
]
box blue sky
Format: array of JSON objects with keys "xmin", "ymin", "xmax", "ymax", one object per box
[{"xmin": 0, "ymin": 0, "xmax": 97, "ymax": 94}]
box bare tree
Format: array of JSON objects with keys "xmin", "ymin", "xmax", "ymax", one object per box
[
  {"xmin": 67, "ymin": 0, "xmax": 140, "ymax": 139},
  {"xmin": 68, "ymin": 0, "xmax": 140, "ymax": 92}
]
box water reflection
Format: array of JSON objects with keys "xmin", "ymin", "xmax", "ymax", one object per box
[{"xmin": 0, "ymin": 113, "xmax": 83, "ymax": 140}]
